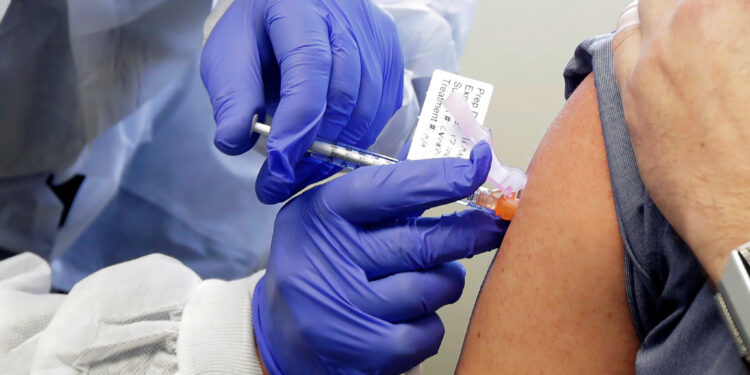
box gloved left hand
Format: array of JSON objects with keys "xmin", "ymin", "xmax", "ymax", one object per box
[
  {"xmin": 201, "ymin": 0, "xmax": 404, "ymax": 204},
  {"xmin": 253, "ymin": 142, "xmax": 507, "ymax": 374}
]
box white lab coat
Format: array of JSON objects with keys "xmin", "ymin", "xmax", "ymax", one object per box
[{"xmin": 0, "ymin": 252, "xmax": 265, "ymax": 374}]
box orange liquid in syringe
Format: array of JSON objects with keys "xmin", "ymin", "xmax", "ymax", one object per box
[
  {"xmin": 494, "ymin": 191, "xmax": 519, "ymax": 221},
  {"xmin": 473, "ymin": 189, "xmax": 520, "ymax": 221}
]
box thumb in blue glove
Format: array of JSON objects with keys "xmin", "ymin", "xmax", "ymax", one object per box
[
  {"xmin": 200, "ymin": 0, "xmax": 404, "ymax": 204},
  {"xmin": 254, "ymin": 142, "xmax": 508, "ymax": 374}
]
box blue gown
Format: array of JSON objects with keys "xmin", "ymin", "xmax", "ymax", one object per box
[{"xmin": 0, "ymin": 0, "xmax": 476, "ymax": 290}]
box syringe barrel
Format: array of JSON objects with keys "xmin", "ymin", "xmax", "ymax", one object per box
[
  {"xmin": 457, "ymin": 186, "xmax": 520, "ymax": 220},
  {"xmin": 251, "ymin": 115, "xmax": 398, "ymax": 169},
  {"xmin": 308, "ymin": 139, "xmax": 398, "ymax": 169}
]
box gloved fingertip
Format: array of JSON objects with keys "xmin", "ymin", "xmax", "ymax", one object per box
[
  {"xmin": 469, "ymin": 141, "xmax": 493, "ymax": 169},
  {"xmin": 213, "ymin": 126, "xmax": 258, "ymax": 156},
  {"xmin": 494, "ymin": 214, "xmax": 511, "ymax": 229},
  {"xmin": 453, "ymin": 209, "xmax": 507, "ymax": 255},
  {"xmin": 213, "ymin": 138, "xmax": 251, "ymax": 156},
  {"xmin": 255, "ymin": 161, "xmax": 294, "ymax": 204},
  {"xmin": 405, "ymin": 314, "xmax": 444, "ymax": 356},
  {"xmin": 454, "ymin": 141, "xmax": 492, "ymax": 194},
  {"xmin": 481, "ymin": 213, "xmax": 508, "ymax": 252},
  {"xmin": 255, "ymin": 186, "xmax": 288, "ymax": 205},
  {"xmin": 440, "ymin": 262, "xmax": 466, "ymax": 303},
  {"xmin": 445, "ymin": 261, "xmax": 467, "ymax": 280}
]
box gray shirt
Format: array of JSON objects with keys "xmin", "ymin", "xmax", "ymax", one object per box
[{"xmin": 564, "ymin": 34, "xmax": 748, "ymax": 374}]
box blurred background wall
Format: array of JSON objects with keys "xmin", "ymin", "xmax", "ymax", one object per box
[{"xmin": 422, "ymin": 0, "xmax": 629, "ymax": 373}]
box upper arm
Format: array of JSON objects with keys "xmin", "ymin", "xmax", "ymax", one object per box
[{"xmin": 456, "ymin": 75, "xmax": 640, "ymax": 373}]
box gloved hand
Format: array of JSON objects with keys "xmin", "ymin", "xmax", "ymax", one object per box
[
  {"xmin": 201, "ymin": 0, "xmax": 405, "ymax": 204},
  {"xmin": 253, "ymin": 142, "xmax": 507, "ymax": 375}
]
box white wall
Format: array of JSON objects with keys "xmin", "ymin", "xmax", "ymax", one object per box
[{"xmin": 422, "ymin": 1, "xmax": 629, "ymax": 373}]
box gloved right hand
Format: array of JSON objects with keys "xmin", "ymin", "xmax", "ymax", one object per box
[
  {"xmin": 201, "ymin": 0, "xmax": 404, "ymax": 204},
  {"xmin": 253, "ymin": 142, "xmax": 507, "ymax": 374}
]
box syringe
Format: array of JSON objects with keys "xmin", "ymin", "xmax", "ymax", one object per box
[
  {"xmin": 251, "ymin": 115, "xmax": 399, "ymax": 169},
  {"xmin": 251, "ymin": 115, "xmax": 519, "ymax": 220},
  {"xmin": 457, "ymin": 187, "xmax": 519, "ymax": 221}
]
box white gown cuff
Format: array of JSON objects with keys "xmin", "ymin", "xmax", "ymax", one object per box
[{"xmin": 177, "ymin": 269, "xmax": 266, "ymax": 374}]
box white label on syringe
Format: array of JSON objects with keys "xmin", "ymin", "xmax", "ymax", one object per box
[{"xmin": 407, "ymin": 69, "xmax": 494, "ymax": 160}]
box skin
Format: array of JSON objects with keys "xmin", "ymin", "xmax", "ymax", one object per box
[
  {"xmin": 456, "ymin": 75, "xmax": 640, "ymax": 373},
  {"xmin": 614, "ymin": 0, "xmax": 750, "ymax": 284},
  {"xmin": 256, "ymin": 340, "xmax": 269, "ymax": 375}
]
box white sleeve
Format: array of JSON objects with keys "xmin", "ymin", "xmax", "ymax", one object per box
[
  {"xmin": 177, "ymin": 270, "xmax": 265, "ymax": 374},
  {"xmin": 0, "ymin": 253, "xmax": 266, "ymax": 374},
  {"xmin": 0, "ymin": 253, "xmax": 65, "ymax": 374}
]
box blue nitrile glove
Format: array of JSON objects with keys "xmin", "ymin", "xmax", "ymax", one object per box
[
  {"xmin": 201, "ymin": 0, "xmax": 404, "ymax": 204},
  {"xmin": 253, "ymin": 142, "xmax": 508, "ymax": 375}
]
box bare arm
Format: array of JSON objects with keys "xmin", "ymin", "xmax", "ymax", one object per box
[{"xmin": 456, "ymin": 75, "xmax": 639, "ymax": 373}]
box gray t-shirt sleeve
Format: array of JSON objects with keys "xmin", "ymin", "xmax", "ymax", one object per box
[{"xmin": 563, "ymin": 34, "xmax": 748, "ymax": 374}]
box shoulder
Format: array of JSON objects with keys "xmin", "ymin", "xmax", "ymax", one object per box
[{"xmin": 457, "ymin": 75, "xmax": 639, "ymax": 373}]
